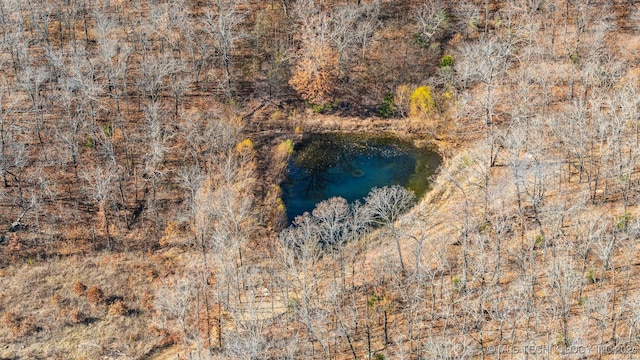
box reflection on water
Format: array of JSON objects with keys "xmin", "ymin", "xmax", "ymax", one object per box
[{"xmin": 281, "ymin": 133, "xmax": 441, "ymax": 223}]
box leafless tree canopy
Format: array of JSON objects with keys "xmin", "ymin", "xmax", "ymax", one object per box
[{"xmin": 1, "ymin": 0, "xmax": 640, "ymax": 359}]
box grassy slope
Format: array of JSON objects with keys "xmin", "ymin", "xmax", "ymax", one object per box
[{"xmin": 2, "ymin": 0, "xmax": 640, "ymax": 359}]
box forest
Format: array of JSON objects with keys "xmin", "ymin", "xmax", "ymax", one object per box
[{"xmin": 2, "ymin": 0, "xmax": 640, "ymax": 359}]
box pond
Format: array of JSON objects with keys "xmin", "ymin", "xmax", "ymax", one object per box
[{"xmin": 281, "ymin": 133, "xmax": 441, "ymax": 223}]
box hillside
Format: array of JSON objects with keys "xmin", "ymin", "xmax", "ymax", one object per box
[{"xmin": 2, "ymin": 0, "xmax": 640, "ymax": 359}]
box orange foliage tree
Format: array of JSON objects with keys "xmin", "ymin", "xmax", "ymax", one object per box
[{"xmin": 289, "ymin": 45, "xmax": 340, "ymax": 106}]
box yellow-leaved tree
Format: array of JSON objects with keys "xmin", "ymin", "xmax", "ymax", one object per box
[
  {"xmin": 407, "ymin": 85, "xmax": 445, "ymax": 136},
  {"xmin": 408, "ymin": 86, "xmax": 436, "ymax": 119}
]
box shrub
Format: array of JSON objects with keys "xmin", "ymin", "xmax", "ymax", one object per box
[
  {"xmin": 408, "ymin": 86, "xmax": 436, "ymax": 119},
  {"xmin": 308, "ymin": 101, "xmax": 334, "ymax": 114},
  {"xmin": 272, "ymin": 140, "xmax": 294, "ymax": 180},
  {"xmin": 470, "ymin": 18, "xmax": 479, "ymax": 29},
  {"xmin": 83, "ymin": 137, "xmax": 95, "ymax": 149},
  {"xmin": 570, "ymin": 52, "xmax": 579, "ymax": 65},
  {"xmin": 1, "ymin": 311, "xmax": 18, "ymax": 327},
  {"xmin": 378, "ymin": 93, "xmax": 394, "ymax": 118},
  {"xmin": 533, "ymin": 234, "xmax": 544, "ymax": 249},
  {"xmin": 274, "ymin": 139, "xmax": 294, "ymax": 160},
  {"xmin": 556, "ymin": 334, "xmax": 572, "ymax": 347},
  {"xmin": 394, "ymin": 84, "xmax": 413, "ymax": 117},
  {"xmin": 108, "ymin": 300, "xmax": 127, "ymax": 316},
  {"xmin": 140, "ymin": 291, "xmax": 154, "ymax": 311},
  {"xmin": 586, "ymin": 268, "xmax": 596, "ymax": 284},
  {"xmin": 87, "ymin": 286, "xmax": 104, "ymax": 304},
  {"xmin": 72, "ymin": 281, "xmax": 87, "ymax": 296},
  {"xmin": 452, "ymin": 276, "xmax": 463, "ymax": 290},
  {"xmin": 102, "ymin": 123, "xmax": 113, "ymax": 137},
  {"xmin": 439, "ymin": 54, "xmax": 454, "ymax": 68},
  {"xmin": 368, "ymin": 294, "xmax": 381, "ymax": 308},
  {"xmin": 3, "ymin": 312, "xmax": 37, "ymax": 337},
  {"xmin": 12, "ymin": 318, "xmax": 37, "ymax": 337},
  {"xmin": 50, "ymin": 294, "xmax": 63, "ymax": 307},
  {"xmin": 69, "ymin": 308, "xmax": 86, "ymax": 324},
  {"xmin": 289, "ymin": 46, "xmax": 339, "ymax": 106},
  {"xmin": 286, "ymin": 297, "xmax": 300, "ymax": 313},
  {"xmin": 236, "ymin": 138, "xmax": 254, "ymax": 154},
  {"xmin": 616, "ymin": 212, "xmax": 632, "ymax": 231},
  {"xmin": 578, "ymin": 297, "xmax": 588, "ymax": 306},
  {"xmin": 270, "ymin": 110, "xmax": 285, "ymax": 121},
  {"xmin": 412, "ymin": 32, "xmax": 426, "ymax": 47}
]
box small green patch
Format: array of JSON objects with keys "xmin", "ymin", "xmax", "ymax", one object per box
[
  {"xmin": 375, "ymin": 353, "xmax": 385, "ymax": 360},
  {"xmin": 570, "ymin": 52, "xmax": 580, "ymax": 65},
  {"xmin": 556, "ymin": 334, "xmax": 572, "ymax": 347},
  {"xmin": 534, "ymin": 234, "xmax": 544, "ymax": 249},
  {"xmin": 102, "ymin": 123, "xmax": 113, "ymax": 138},
  {"xmin": 461, "ymin": 155, "xmax": 472, "ymax": 168},
  {"xmin": 278, "ymin": 139, "xmax": 294, "ymax": 156},
  {"xmin": 270, "ymin": 110, "xmax": 285, "ymax": 121},
  {"xmin": 439, "ymin": 54, "xmax": 454, "ymax": 68},
  {"xmin": 478, "ymin": 221, "xmax": 492, "ymax": 234},
  {"xmin": 378, "ymin": 93, "xmax": 394, "ymax": 118},
  {"xmin": 368, "ymin": 294, "xmax": 383, "ymax": 308},
  {"xmin": 83, "ymin": 137, "xmax": 95, "ymax": 149},
  {"xmin": 307, "ymin": 101, "xmax": 334, "ymax": 114},
  {"xmin": 616, "ymin": 212, "xmax": 632, "ymax": 231},
  {"xmin": 578, "ymin": 297, "xmax": 588, "ymax": 306},
  {"xmin": 452, "ymin": 276, "xmax": 464, "ymax": 291},
  {"xmin": 286, "ymin": 297, "xmax": 300, "ymax": 313},
  {"xmin": 412, "ymin": 32, "xmax": 426, "ymax": 47}
]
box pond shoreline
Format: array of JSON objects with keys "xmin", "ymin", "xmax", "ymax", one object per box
[
  {"xmin": 249, "ymin": 112, "xmax": 451, "ymax": 158},
  {"xmin": 249, "ymin": 112, "xmax": 449, "ymax": 231},
  {"xmin": 279, "ymin": 132, "xmax": 442, "ymax": 223}
]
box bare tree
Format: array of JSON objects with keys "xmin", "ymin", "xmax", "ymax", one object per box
[
  {"xmin": 364, "ymin": 185, "xmax": 415, "ymax": 274},
  {"xmin": 203, "ymin": 0, "xmax": 246, "ymax": 96},
  {"xmin": 224, "ymin": 284, "xmax": 274, "ymax": 360},
  {"xmin": 312, "ymin": 196, "xmax": 350, "ymax": 247},
  {"xmin": 601, "ymin": 82, "xmax": 640, "ymax": 211},
  {"xmin": 17, "ymin": 64, "xmax": 50, "ymax": 147},
  {"xmin": 83, "ymin": 165, "xmax": 116, "ymax": 250},
  {"xmin": 142, "ymin": 101, "xmax": 172, "ymax": 239},
  {"xmin": 415, "ymin": 0, "xmax": 450, "ymax": 47},
  {"xmin": 547, "ymin": 248, "xmax": 581, "ymax": 346},
  {"xmin": 93, "ymin": 4, "xmax": 132, "ymax": 118},
  {"xmin": 457, "ymin": 35, "xmax": 515, "ymax": 166},
  {"xmin": 278, "ymin": 213, "xmax": 331, "ymax": 357},
  {"xmin": 155, "ymin": 273, "xmax": 212, "ymax": 359},
  {"xmin": 0, "ymin": 77, "xmax": 18, "ymax": 188},
  {"xmin": 329, "ymin": 2, "xmax": 380, "ymax": 65},
  {"xmin": 288, "ymin": 0, "xmax": 341, "ymax": 106},
  {"xmin": 0, "ymin": 1, "xmax": 28, "ymax": 76}
]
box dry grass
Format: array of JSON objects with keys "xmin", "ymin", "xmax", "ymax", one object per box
[
  {"xmin": 0, "ymin": 252, "xmax": 167, "ymax": 359},
  {"xmin": 1, "ymin": 0, "xmax": 639, "ymax": 358}
]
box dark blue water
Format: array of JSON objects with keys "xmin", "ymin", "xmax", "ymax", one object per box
[{"xmin": 281, "ymin": 133, "xmax": 440, "ymax": 223}]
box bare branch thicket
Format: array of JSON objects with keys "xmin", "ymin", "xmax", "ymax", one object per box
[{"xmin": 203, "ymin": 0, "xmax": 246, "ymax": 96}]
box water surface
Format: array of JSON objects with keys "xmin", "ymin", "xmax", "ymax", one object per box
[{"xmin": 281, "ymin": 133, "xmax": 440, "ymax": 222}]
